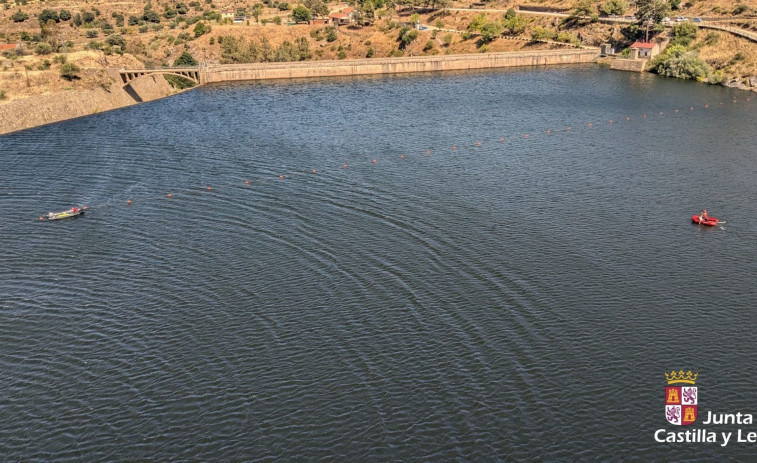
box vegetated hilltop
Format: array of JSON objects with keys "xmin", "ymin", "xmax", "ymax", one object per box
[{"xmin": 1, "ymin": 0, "xmax": 756, "ymax": 104}]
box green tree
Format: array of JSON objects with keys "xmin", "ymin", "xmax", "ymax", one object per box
[
  {"xmin": 59, "ymin": 9, "xmax": 71, "ymax": 21},
  {"xmin": 291, "ymin": 5, "xmax": 311, "ymax": 23},
  {"xmin": 325, "ymin": 26, "xmax": 337, "ymax": 42},
  {"xmin": 81, "ymin": 11, "xmax": 95, "ymax": 23},
  {"xmin": 60, "ymin": 62, "xmax": 81, "ymax": 80},
  {"xmin": 304, "ymin": 0, "xmax": 328, "ymax": 17},
  {"xmin": 671, "ymin": 21, "xmax": 697, "ymax": 46},
  {"xmin": 635, "ymin": 0, "xmax": 669, "ymax": 24},
  {"xmin": 397, "ymin": 26, "xmax": 418, "ymax": 49},
  {"xmin": 11, "ymin": 9, "xmax": 28, "ymax": 22},
  {"xmin": 38, "ymin": 9, "xmax": 59, "ymax": 24},
  {"xmin": 174, "ymin": 50, "xmax": 198, "ymax": 65},
  {"xmin": 601, "ymin": 0, "xmax": 627, "ymax": 16},
  {"xmin": 651, "ymin": 44, "xmax": 709, "ymax": 80},
  {"xmin": 252, "ymin": 3, "xmax": 264, "ymax": 23},
  {"xmin": 176, "ymin": 2, "xmax": 189, "ymax": 14},
  {"xmin": 503, "ymin": 12, "xmax": 528, "ymax": 35},
  {"xmin": 479, "ymin": 21, "xmax": 504, "ymax": 43}
]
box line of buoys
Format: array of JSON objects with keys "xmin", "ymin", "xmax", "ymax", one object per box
[{"xmin": 19, "ymin": 97, "xmax": 751, "ymax": 226}]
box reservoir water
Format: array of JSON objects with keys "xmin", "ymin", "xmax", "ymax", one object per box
[{"xmin": 2, "ymin": 65, "xmax": 757, "ymax": 460}]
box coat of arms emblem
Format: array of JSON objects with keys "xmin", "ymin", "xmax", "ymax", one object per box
[{"xmin": 665, "ymin": 370, "xmax": 698, "ymax": 426}]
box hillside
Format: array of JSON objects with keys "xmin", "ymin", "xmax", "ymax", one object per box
[{"xmin": 1, "ymin": 0, "xmax": 757, "ymax": 105}]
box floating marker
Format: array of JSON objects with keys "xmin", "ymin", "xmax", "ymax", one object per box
[
  {"xmin": 39, "ymin": 216, "xmax": 44, "ymax": 221},
  {"xmin": 82, "ymin": 206, "xmax": 88, "ymax": 211},
  {"xmin": 705, "ymin": 104, "xmax": 709, "ymax": 108},
  {"xmin": 427, "ymin": 149, "xmax": 431, "ymax": 154},
  {"xmin": 608, "ymin": 119, "xmax": 613, "ymax": 123},
  {"xmin": 279, "ymin": 175, "xmax": 284, "ymax": 180},
  {"xmin": 343, "ymin": 163, "xmax": 348, "ymax": 168},
  {"xmin": 547, "ymin": 130, "xmax": 551, "ymax": 134},
  {"xmin": 311, "ymin": 169, "xmax": 317, "ymax": 173},
  {"xmin": 524, "ymin": 134, "xmax": 529, "ymax": 138},
  {"xmin": 167, "ymin": 193, "xmax": 173, "ymax": 198},
  {"xmin": 245, "ymin": 180, "xmax": 249, "ymax": 185},
  {"xmin": 127, "ymin": 199, "xmax": 132, "ymax": 205},
  {"xmin": 372, "ymin": 159, "xmax": 377, "ymax": 164},
  {"xmin": 452, "ymin": 146, "xmax": 457, "ymax": 150},
  {"xmin": 675, "ymin": 109, "xmax": 679, "ymax": 113},
  {"xmin": 643, "ymin": 114, "xmax": 647, "ymax": 118},
  {"xmin": 568, "ymin": 126, "xmax": 572, "ymax": 131},
  {"xmin": 690, "ymin": 106, "xmax": 694, "ymax": 110},
  {"xmin": 588, "ymin": 123, "xmax": 593, "ymax": 127},
  {"xmin": 206, "ymin": 186, "xmax": 212, "ymax": 191},
  {"xmin": 626, "ymin": 117, "xmax": 630, "ymax": 121},
  {"xmin": 400, "ymin": 154, "xmax": 405, "ymax": 159},
  {"xmin": 500, "ymin": 137, "xmax": 504, "ymax": 142}
]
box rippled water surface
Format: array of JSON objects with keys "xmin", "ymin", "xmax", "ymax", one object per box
[{"xmin": 2, "ymin": 66, "xmax": 757, "ymax": 460}]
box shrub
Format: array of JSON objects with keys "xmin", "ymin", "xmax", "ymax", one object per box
[
  {"xmin": 86, "ymin": 29, "xmax": 99, "ymax": 38},
  {"xmin": 59, "ymin": 9, "xmax": 71, "ymax": 21},
  {"xmin": 366, "ymin": 46, "xmax": 374, "ymax": 57},
  {"xmin": 193, "ymin": 21, "xmax": 207, "ymax": 37},
  {"xmin": 53, "ymin": 54, "xmax": 66, "ymax": 64},
  {"xmin": 174, "ymin": 50, "xmax": 198, "ymax": 65},
  {"xmin": 34, "ymin": 42, "xmax": 53, "ymax": 54},
  {"xmin": 272, "ymin": 16, "xmax": 281, "ymax": 25},
  {"xmin": 38, "ymin": 8, "xmax": 59, "ymax": 24},
  {"xmin": 651, "ymin": 45, "xmax": 710, "ymax": 80},
  {"xmin": 11, "ymin": 9, "xmax": 28, "ymax": 21},
  {"xmin": 105, "ymin": 34, "xmax": 126, "ymax": 47},
  {"xmin": 82, "ymin": 11, "xmax": 95, "ymax": 23},
  {"xmin": 209, "ymin": 36, "xmax": 215, "ymax": 44},
  {"xmin": 59, "ymin": 62, "xmax": 80, "ymax": 80},
  {"xmin": 337, "ymin": 49, "xmax": 346, "ymax": 59},
  {"xmin": 139, "ymin": 24, "xmax": 149, "ymax": 33},
  {"xmin": 443, "ymin": 33, "xmax": 453, "ymax": 46},
  {"xmin": 326, "ymin": 27, "xmax": 337, "ymax": 42},
  {"xmin": 531, "ymin": 27, "xmax": 556, "ymax": 41},
  {"xmin": 0, "ymin": 90, "xmax": 6, "ymax": 100},
  {"xmin": 423, "ymin": 39, "xmax": 434, "ymax": 51},
  {"xmin": 733, "ymin": 4, "xmax": 748, "ymax": 15}
]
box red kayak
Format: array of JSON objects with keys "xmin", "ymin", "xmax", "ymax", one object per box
[{"xmin": 692, "ymin": 215, "xmax": 718, "ymax": 226}]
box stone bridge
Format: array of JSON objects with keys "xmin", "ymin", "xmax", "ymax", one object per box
[{"xmin": 118, "ymin": 68, "xmax": 203, "ymax": 86}]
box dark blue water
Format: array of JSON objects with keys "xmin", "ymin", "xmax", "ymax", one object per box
[{"xmin": 2, "ymin": 66, "xmax": 757, "ymax": 460}]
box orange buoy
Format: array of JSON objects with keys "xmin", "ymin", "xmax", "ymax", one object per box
[
  {"xmin": 343, "ymin": 163, "xmax": 348, "ymax": 168},
  {"xmin": 39, "ymin": 216, "xmax": 44, "ymax": 221},
  {"xmin": 245, "ymin": 180, "xmax": 250, "ymax": 185},
  {"xmin": 477, "ymin": 141, "xmax": 481, "ymax": 146},
  {"xmin": 659, "ymin": 111, "xmax": 663, "ymax": 115},
  {"xmin": 311, "ymin": 169, "xmax": 317, "ymax": 174},
  {"xmin": 167, "ymin": 193, "xmax": 173, "ymax": 198},
  {"xmin": 500, "ymin": 137, "xmax": 504, "ymax": 142},
  {"xmin": 206, "ymin": 186, "xmax": 212, "ymax": 191},
  {"xmin": 279, "ymin": 175, "xmax": 284, "ymax": 180},
  {"xmin": 452, "ymin": 146, "xmax": 457, "ymax": 150},
  {"xmin": 567, "ymin": 126, "xmax": 572, "ymax": 131},
  {"xmin": 127, "ymin": 199, "xmax": 132, "ymax": 205},
  {"xmin": 426, "ymin": 149, "xmax": 430, "ymax": 154},
  {"xmin": 608, "ymin": 119, "xmax": 613, "ymax": 123},
  {"xmin": 400, "ymin": 154, "xmax": 405, "ymax": 159},
  {"xmin": 690, "ymin": 106, "xmax": 694, "ymax": 110},
  {"xmin": 643, "ymin": 114, "xmax": 647, "ymax": 119},
  {"xmin": 705, "ymin": 104, "xmax": 709, "ymax": 108},
  {"xmin": 546, "ymin": 130, "xmax": 551, "ymax": 134},
  {"xmin": 626, "ymin": 117, "xmax": 630, "ymax": 121},
  {"xmin": 82, "ymin": 206, "xmax": 88, "ymax": 211},
  {"xmin": 372, "ymin": 159, "xmax": 377, "ymax": 164},
  {"xmin": 675, "ymin": 109, "xmax": 679, "ymax": 113},
  {"xmin": 588, "ymin": 123, "xmax": 593, "ymax": 127}
]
